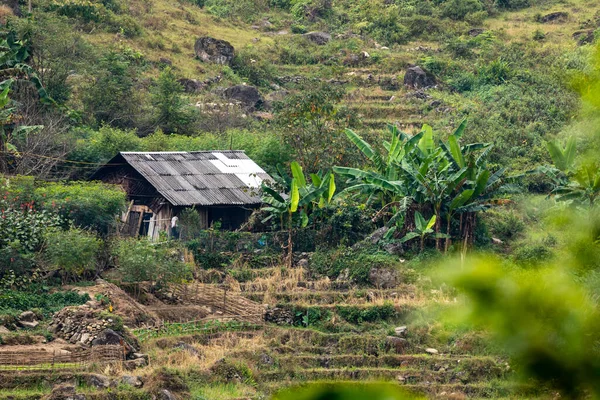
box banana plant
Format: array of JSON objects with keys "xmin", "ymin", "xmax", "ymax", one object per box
[
  {"xmin": 261, "ymin": 161, "xmax": 331, "ymax": 267},
  {"xmin": 399, "ymin": 212, "xmax": 443, "ymax": 252},
  {"xmin": 552, "ymin": 162, "xmax": 600, "ymax": 207}
]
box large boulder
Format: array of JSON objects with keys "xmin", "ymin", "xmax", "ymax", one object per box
[
  {"xmin": 91, "ymin": 328, "xmax": 134, "ymax": 355},
  {"xmin": 222, "ymin": 85, "xmax": 264, "ymax": 110},
  {"xmin": 178, "ymin": 78, "xmax": 203, "ymax": 93},
  {"xmin": 303, "ymin": 31, "xmax": 331, "ymax": 45},
  {"xmin": 540, "ymin": 11, "xmax": 568, "ymax": 23},
  {"xmin": 194, "ymin": 37, "xmax": 235, "ymax": 65},
  {"xmin": 404, "ymin": 66, "xmax": 437, "ymax": 89},
  {"xmin": 369, "ymin": 267, "xmax": 400, "ymax": 289}
]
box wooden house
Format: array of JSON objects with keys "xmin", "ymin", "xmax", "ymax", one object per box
[{"xmin": 91, "ymin": 151, "xmax": 272, "ymax": 239}]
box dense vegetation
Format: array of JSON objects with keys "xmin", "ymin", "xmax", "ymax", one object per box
[{"xmin": 0, "ymin": 0, "xmax": 599, "ymax": 399}]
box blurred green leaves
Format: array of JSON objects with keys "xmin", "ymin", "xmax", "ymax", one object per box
[{"xmin": 273, "ymin": 382, "xmax": 424, "ymax": 400}]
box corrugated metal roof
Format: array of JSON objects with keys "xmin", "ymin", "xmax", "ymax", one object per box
[{"xmin": 118, "ymin": 151, "xmax": 271, "ymax": 206}]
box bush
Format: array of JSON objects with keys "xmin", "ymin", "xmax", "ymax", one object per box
[
  {"xmin": 312, "ymin": 204, "xmax": 374, "ymax": 247},
  {"xmin": 114, "ymin": 239, "xmax": 192, "ymax": 287},
  {"xmin": 441, "ymin": 0, "xmax": 483, "ymax": 21},
  {"xmin": 336, "ymin": 303, "xmax": 396, "ymax": 324},
  {"xmin": 0, "ymin": 290, "xmax": 90, "ymax": 317},
  {"xmin": 35, "ymin": 181, "xmax": 127, "ymax": 234},
  {"xmin": 43, "ymin": 227, "xmax": 102, "ymax": 281},
  {"xmin": 232, "ymin": 50, "xmax": 277, "ymax": 88},
  {"xmin": 495, "ymin": 0, "xmax": 530, "ymax": 10},
  {"xmin": 310, "ymin": 248, "xmax": 400, "ymax": 285}
]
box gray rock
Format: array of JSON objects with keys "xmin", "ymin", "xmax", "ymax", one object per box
[
  {"xmin": 85, "ymin": 374, "xmax": 111, "ymax": 389},
  {"xmin": 222, "ymin": 85, "xmax": 263, "ymax": 110},
  {"xmin": 383, "ymin": 241, "xmax": 404, "ymax": 256},
  {"xmin": 19, "ymin": 311, "xmax": 36, "ymax": 322},
  {"xmin": 194, "ymin": 37, "xmax": 235, "ymax": 65},
  {"xmin": 46, "ymin": 384, "xmax": 87, "ymax": 400},
  {"xmin": 121, "ymin": 375, "xmax": 143, "ymax": 388},
  {"xmin": 425, "ymin": 348, "xmax": 439, "ymax": 354},
  {"xmin": 573, "ymin": 30, "xmax": 595, "ymax": 46},
  {"xmin": 156, "ymin": 389, "xmax": 177, "ymax": 400},
  {"xmin": 19, "ymin": 320, "xmax": 39, "ymax": 329},
  {"xmin": 124, "ymin": 358, "xmax": 148, "ymax": 370},
  {"xmin": 0, "ymin": 325, "xmax": 10, "ymax": 334},
  {"xmin": 259, "ymin": 353, "xmax": 274, "ymax": 366},
  {"xmin": 368, "ymin": 227, "xmax": 389, "ymax": 244},
  {"xmin": 394, "ymin": 326, "xmax": 407, "ymax": 337},
  {"xmin": 369, "ymin": 267, "xmax": 399, "ymax": 289},
  {"xmin": 80, "ymin": 333, "xmax": 90, "ymax": 344},
  {"xmin": 386, "ymin": 336, "xmax": 408, "ymax": 353},
  {"xmin": 296, "ymin": 258, "xmax": 309, "ymax": 269},
  {"xmin": 178, "ymin": 78, "xmax": 203, "ymax": 93},
  {"xmin": 92, "ymin": 329, "xmax": 133, "ymax": 354},
  {"xmin": 303, "ymin": 31, "xmax": 331, "ymax": 45},
  {"xmin": 174, "ymin": 342, "xmax": 199, "ymax": 357},
  {"xmin": 404, "ymin": 66, "xmax": 437, "ymax": 89},
  {"xmin": 468, "ymin": 28, "xmax": 485, "ymax": 37},
  {"xmin": 540, "ymin": 11, "xmax": 569, "ymax": 23}
]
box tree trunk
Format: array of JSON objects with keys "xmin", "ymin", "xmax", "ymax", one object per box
[
  {"xmin": 287, "ymin": 212, "xmax": 293, "ymax": 269},
  {"xmin": 444, "ymin": 214, "xmax": 452, "ymax": 253},
  {"xmin": 435, "ymin": 206, "xmax": 442, "ymax": 251}
]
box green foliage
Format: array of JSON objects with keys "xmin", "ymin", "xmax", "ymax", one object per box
[
  {"xmin": 35, "ymin": 181, "xmax": 127, "ymax": 234},
  {"xmin": 336, "ymin": 303, "xmax": 396, "ymax": 324},
  {"xmin": 150, "ymin": 68, "xmax": 197, "ymax": 134},
  {"xmin": 43, "ymin": 227, "xmax": 101, "ymax": 281},
  {"xmin": 495, "ymin": 0, "xmax": 530, "ymax": 10},
  {"xmin": 441, "ymin": 0, "xmax": 484, "ymax": 21},
  {"xmin": 232, "ymin": 49, "xmax": 277, "ymax": 87},
  {"xmin": 274, "ymin": 382, "xmax": 423, "ymax": 400},
  {"xmin": 0, "ymin": 289, "xmax": 90, "ymax": 317},
  {"xmin": 274, "ymin": 82, "xmax": 358, "ymax": 172},
  {"xmin": 114, "ymin": 239, "xmax": 192, "ymax": 286},
  {"xmin": 82, "ymin": 50, "xmax": 141, "ymax": 128},
  {"xmin": 310, "ymin": 247, "xmax": 401, "ymax": 284}
]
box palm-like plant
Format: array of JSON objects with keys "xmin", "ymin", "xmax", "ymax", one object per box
[
  {"xmin": 335, "ymin": 120, "xmax": 506, "ymax": 252},
  {"xmin": 541, "ymin": 136, "xmax": 600, "ymax": 207},
  {"xmin": 261, "ymin": 162, "xmax": 335, "ymax": 267}
]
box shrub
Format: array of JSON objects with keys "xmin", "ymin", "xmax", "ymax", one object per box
[
  {"xmin": 114, "ymin": 239, "xmax": 192, "ymax": 288},
  {"xmin": 483, "ymin": 208, "xmax": 526, "ymax": 242},
  {"xmin": 441, "ymin": 0, "xmax": 483, "ymax": 21},
  {"xmin": 43, "ymin": 227, "xmax": 102, "ymax": 281},
  {"xmin": 495, "ymin": 0, "xmax": 530, "ymax": 10},
  {"xmin": 512, "ymin": 242, "xmax": 553, "ymax": 266},
  {"xmin": 0, "ymin": 290, "xmax": 90, "ymax": 317},
  {"xmin": 35, "ymin": 181, "xmax": 127, "ymax": 234},
  {"xmin": 310, "ymin": 248, "xmax": 400, "ymax": 285},
  {"xmin": 336, "ymin": 303, "xmax": 396, "ymax": 324},
  {"xmin": 232, "ymin": 50, "xmax": 277, "ymax": 88}
]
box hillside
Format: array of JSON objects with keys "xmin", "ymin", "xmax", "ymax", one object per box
[
  {"xmin": 1, "ymin": 1, "xmax": 600, "ymax": 400},
  {"xmin": 2, "ymin": 0, "xmax": 598, "ymax": 176}
]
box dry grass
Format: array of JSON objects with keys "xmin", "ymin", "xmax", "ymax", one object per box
[
  {"xmin": 142, "ymin": 333, "xmax": 267, "ymax": 373},
  {"xmin": 0, "ymin": 5, "xmax": 14, "ymax": 24}
]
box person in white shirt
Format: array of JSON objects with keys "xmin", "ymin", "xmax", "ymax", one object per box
[{"xmin": 171, "ymin": 215, "xmax": 179, "ymax": 239}]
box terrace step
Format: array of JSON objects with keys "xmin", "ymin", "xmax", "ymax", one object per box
[
  {"xmin": 263, "ymin": 354, "xmax": 506, "ymax": 372},
  {"xmin": 260, "ymin": 381, "xmax": 541, "ymax": 398},
  {"xmin": 244, "ymin": 286, "xmax": 417, "ymax": 304},
  {"xmin": 256, "ymin": 366, "xmax": 506, "ymax": 384}
]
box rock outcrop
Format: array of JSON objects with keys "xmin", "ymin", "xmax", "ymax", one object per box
[
  {"xmin": 194, "ymin": 37, "xmax": 235, "ymax": 65},
  {"xmin": 222, "ymin": 85, "xmax": 264, "ymax": 110},
  {"xmin": 540, "ymin": 11, "xmax": 568, "ymax": 23},
  {"xmin": 303, "ymin": 31, "xmax": 331, "ymax": 45},
  {"xmin": 404, "ymin": 66, "xmax": 437, "ymax": 89}
]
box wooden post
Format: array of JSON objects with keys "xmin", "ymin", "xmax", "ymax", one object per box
[{"xmin": 120, "ymin": 200, "xmax": 134, "ymax": 235}]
